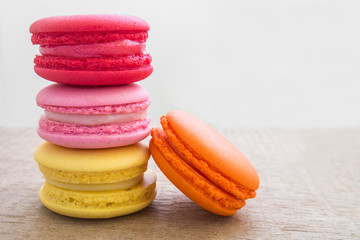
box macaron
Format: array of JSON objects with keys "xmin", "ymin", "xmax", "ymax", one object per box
[
  {"xmin": 30, "ymin": 14, "xmax": 152, "ymax": 86},
  {"xmin": 34, "ymin": 142, "xmax": 157, "ymax": 218},
  {"xmin": 36, "ymin": 83, "xmax": 151, "ymax": 149},
  {"xmin": 149, "ymin": 110, "xmax": 259, "ymax": 216}
]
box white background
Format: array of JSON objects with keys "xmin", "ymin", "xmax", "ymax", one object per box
[{"xmin": 0, "ymin": 0, "xmax": 359, "ymax": 128}]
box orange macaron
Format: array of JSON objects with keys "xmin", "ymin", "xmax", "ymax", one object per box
[{"xmin": 149, "ymin": 110, "xmax": 259, "ymax": 216}]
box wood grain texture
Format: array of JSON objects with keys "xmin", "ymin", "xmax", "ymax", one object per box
[{"xmin": 0, "ymin": 127, "xmax": 359, "ymax": 239}]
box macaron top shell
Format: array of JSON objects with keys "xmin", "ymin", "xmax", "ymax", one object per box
[
  {"xmin": 29, "ymin": 14, "xmax": 149, "ymax": 33},
  {"xmin": 34, "ymin": 142, "xmax": 150, "ymax": 172},
  {"xmin": 166, "ymin": 110, "xmax": 259, "ymax": 190},
  {"xmin": 36, "ymin": 83, "xmax": 149, "ymax": 107}
]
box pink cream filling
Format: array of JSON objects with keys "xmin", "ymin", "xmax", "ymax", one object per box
[
  {"xmin": 45, "ymin": 110, "xmax": 148, "ymax": 126},
  {"xmin": 39, "ymin": 116, "xmax": 151, "ymax": 135},
  {"xmin": 39, "ymin": 40, "xmax": 146, "ymax": 58},
  {"xmin": 38, "ymin": 99, "xmax": 150, "ymax": 115}
]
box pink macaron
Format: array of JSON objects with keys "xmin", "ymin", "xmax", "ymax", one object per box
[
  {"xmin": 36, "ymin": 83, "xmax": 151, "ymax": 149},
  {"xmin": 30, "ymin": 15, "xmax": 152, "ymax": 86}
]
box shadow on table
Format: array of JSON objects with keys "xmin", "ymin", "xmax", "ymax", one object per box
[{"xmin": 26, "ymin": 195, "xmax": 258, "ymax": 239}]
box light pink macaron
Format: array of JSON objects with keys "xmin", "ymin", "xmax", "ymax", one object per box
[{"xmin": 36, "ymin": 83, "xmax": 151, "ymax": 149}]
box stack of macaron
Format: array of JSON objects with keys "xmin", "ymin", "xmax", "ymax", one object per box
[
  {"xmin": 30, "ymin": 14, "xmax": 260, "ymax": 218},
  {"xmin": 30, "ymin": 15, "xmax": 156, "ymax": 218}
]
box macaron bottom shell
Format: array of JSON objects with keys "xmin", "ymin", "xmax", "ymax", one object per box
[
  {"xmin": 34, "ymin": 65, "xmax": 153, "ymax": 86},
  {"xmin": 149, "ymin": 139, "xmax": 240, "ymax": 216},
  {"xmin": 37, "ymin": 126, "xmax": 150, "ymax": 149},
  {"xmin": 39, "ymin": 171, "xmax": 157, "ymax": 219}
]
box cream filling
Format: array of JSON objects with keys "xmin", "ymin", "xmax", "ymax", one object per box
[
  {"xmin": 45, "ymin": 110, "xmax": 147, "ymax": 125},
  {"xmin": 39, "ymin": 39, "xmax": 146, "ymax": 57},
  {"xmin": 44, "ymin": 174, "xmax": 144, "ymax": 191}
]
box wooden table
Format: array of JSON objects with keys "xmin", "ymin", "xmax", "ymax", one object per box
[{"xmin": 0, "ymin": 127, "xmax": 359, "ymax": 239}]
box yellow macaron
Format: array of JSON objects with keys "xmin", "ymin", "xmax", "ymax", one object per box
[{"xmin": 34, "ymin": 142, "xmax": 156, "ymax": 218}]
